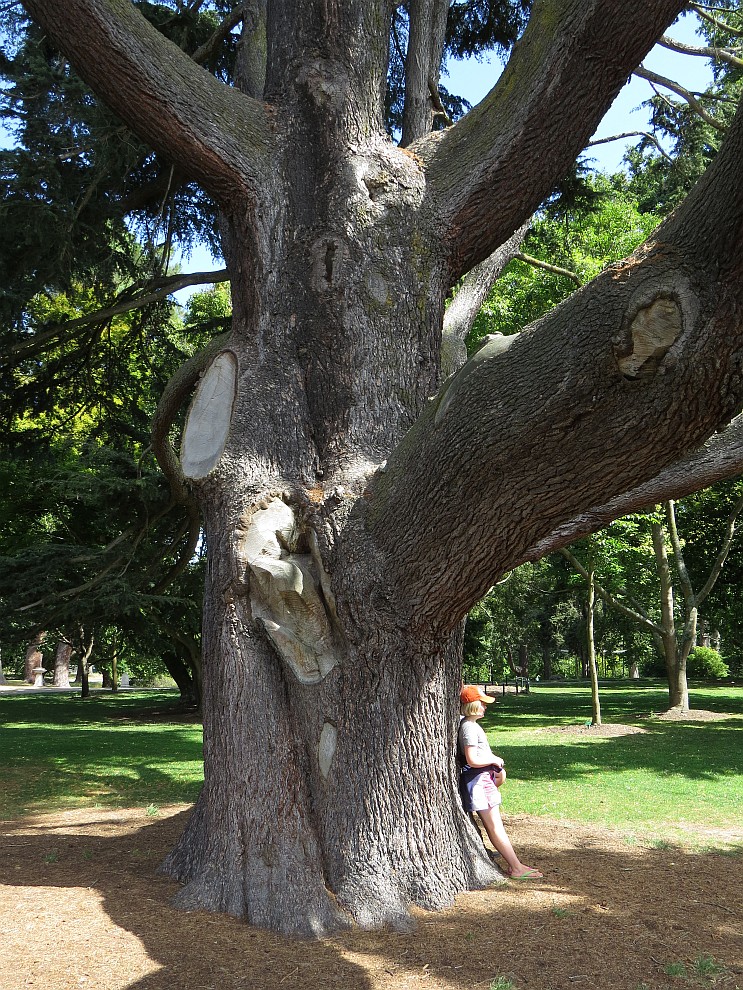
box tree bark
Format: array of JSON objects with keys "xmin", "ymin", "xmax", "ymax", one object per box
[
  {"xmin": 651, "ymin": 521, "xmax": 689, "ymax": 711},
  {"xmin": 587, "ymin": 569, "xmax": 602, "ymax": 725},
  {"xmin": 24, "ymin": 630, "xmax": 46, "ymax": 684},
  {"xmin": 161, "ymin": 648, "xmax": 199, "ymax": 706}
]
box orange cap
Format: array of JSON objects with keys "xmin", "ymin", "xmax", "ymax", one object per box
[{"xmin": 460, "ymin": 684, "xmax": 494, "ymax": 705}]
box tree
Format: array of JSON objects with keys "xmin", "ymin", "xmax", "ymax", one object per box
[
  {"xmin": 0, "ymin": 261, "xmax": 208, "ymax": 700},
  {"xmin": 10, "ymin": 0, "xmax": 743, "ymax": 936},
  {"xmin": 562, "ymin": 491, "xmax": 743, "ymax": 710}
]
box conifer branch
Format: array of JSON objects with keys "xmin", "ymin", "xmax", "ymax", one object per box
[
  {"xmin": 5, "ymin": 269, "xmax": 229, "ymax": 362},
  {"xmin": 514, "ymin": 252, "xmax": 582, "ymax": 287},
  {"xmin": 634, "ymin": 65, "xmax": 727, "ymax": 131},
  {"xmin": 658, "ymin": 33, "xmax": 743, "ymax": 69},
  {"xmin": 588, "ymin": 130, "xmax": 674, "ymax": 162}
]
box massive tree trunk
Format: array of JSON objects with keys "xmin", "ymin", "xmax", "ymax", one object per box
[{"xmin": 22, "ymin": 0, "xmax": 743, "ymax": 935}]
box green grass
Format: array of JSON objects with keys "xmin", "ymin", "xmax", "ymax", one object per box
[
  {"xmin": 480, "ymin": 683, "xmax": 743, "ymax": 836},
  {"xmin": 1, "ymin": 683, "xmax": 741, "ymax": 845},
  {"xmin": 0, "ymin": 690, "xmax": 203, "ymax": 819}
]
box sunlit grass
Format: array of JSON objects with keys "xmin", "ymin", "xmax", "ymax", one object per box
[
  {"xmin": 481, "ymin": 683, "xmax": 743, "ymax": 835},
  {"xmin": 1, "ymin": 683, "xmax": 742, "ymax": 843},
  {"xmin": 0, "ymin": 691, "xmax": 203, "ymax": 818}
]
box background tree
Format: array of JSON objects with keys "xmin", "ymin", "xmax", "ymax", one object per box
[
  {"xmin": 5, "ymin": 0, "xmax": 743, "ymax": 937},
  {"xmin": 0, "ymin": 254, "xmax": 211, "ymax": 701},
  {"xmin": 561, "ymin": 488, "xmax": 743, "ymax": 710}
]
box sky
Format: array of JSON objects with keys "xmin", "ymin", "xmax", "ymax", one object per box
[{"xmin": 443, "ymin": 9, "xmax": 712, "ymax": 174}]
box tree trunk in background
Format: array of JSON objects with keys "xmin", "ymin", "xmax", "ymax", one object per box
[
  {"xmin": 541, "ymin": 645, "xmax": 552, "ymax": 681},
  {"xmin": 651, "ymin": 522, "xmax": 689, "ymax": 711},
  {"xmin": 52, "ymin": 640, "xmax": 72, "ymax": 688},
  {"xmin": 587, "ymin": 569, "xmax": 602, "ymax": 725},
  {"xmin": 24, "ymin": 630, "xmax": 46, "ymax": 683},
  {"xmin": 162, "ymin": 650, "xmax": 199, "ymax": 706}
]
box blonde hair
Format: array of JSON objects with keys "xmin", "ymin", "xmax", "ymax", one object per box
[{"xmin": 461, "ymin": 700, "xmax": 482, "ymax": 717}]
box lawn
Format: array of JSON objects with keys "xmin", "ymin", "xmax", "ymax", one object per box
[
  {"xmin": 1, "ymin": 683, "xmax": 741, "ymax": 847},
  {"xmin": 482, "ymin": 682, "xmax": 743, "ymax": 842},
  {"xmin": 0, "ymin": 690, "xmax": 203, "ymax": 819}
]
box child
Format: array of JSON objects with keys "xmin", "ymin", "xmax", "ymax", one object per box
[{"xmin": 458, "ymin": 684, "xmax": 543, "ymax": 879}]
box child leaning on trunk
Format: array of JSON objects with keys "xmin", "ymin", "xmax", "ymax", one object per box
[{"xmin": 458, "ymin": 684, "xmax": 543, "ymax": 880}]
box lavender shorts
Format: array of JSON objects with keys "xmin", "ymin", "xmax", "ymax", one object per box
[{"xmin": 467, "ymin": 770, "xmax": 502, "ymax": 811}]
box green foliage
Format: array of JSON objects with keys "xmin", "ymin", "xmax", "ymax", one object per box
[
  {"xmin": 0, "ymin": 265, "xmax": 207, "ymax": 694},
  {"xmin": 687, "ymin": 647, "xmax": 730, "ymax": 681},
  {"xmin": 3, "ymin": 684, "xmax": 742, "ymax": 840},
  {"xmin": 0, "ymin": 4, "xmax": 232, "ymax": 331},
  {"xmin": 664, "ymin": 962, "xmax": 688, "ymax": 979},
  {"xmin": 479, "ymin": 683, "xmax": 743, "ymax": 831},
  {"xmin": 468, "ymin": 174, "xmax": 660, "ymax": 346},
  {"xmin": 692, "ymin": 955, "xmax": 727, "ymax": 980}
]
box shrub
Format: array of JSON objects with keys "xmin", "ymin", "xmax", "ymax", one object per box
[{"xmin": 687, "ymin": 647, "xmax": 730, "ymax": 680}]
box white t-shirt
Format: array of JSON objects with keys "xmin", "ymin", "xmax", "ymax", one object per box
[{"xmin": 458, "ymin": 719, "xmax": 492, "ymax": 765}]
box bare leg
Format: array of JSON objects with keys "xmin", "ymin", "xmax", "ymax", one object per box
[{"xmin": 477, "ymin": 805, "xmax": 542, "ymax": 878}]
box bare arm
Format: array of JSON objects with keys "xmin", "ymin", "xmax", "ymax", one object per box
[{"xmin": 464, "ymin": 745, "xmax": 504, "ymax": 770}]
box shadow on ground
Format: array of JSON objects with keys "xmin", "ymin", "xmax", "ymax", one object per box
[{"xmin": 1, "ymin": 806, "xmax": 741, "ymax": 990}]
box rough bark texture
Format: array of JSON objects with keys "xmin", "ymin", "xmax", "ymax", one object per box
[
  {"xmin": 20, "ymin": 0, "xmax": 743, "ymax": 936},
  {"xmin": 651, "ymin": 521, "xmax": 689, "ymax": 711}
]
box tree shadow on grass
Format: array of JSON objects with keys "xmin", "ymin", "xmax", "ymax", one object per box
[{"xmin": 1, "ymin": 808, "xmax": 741, "ymax": 990}]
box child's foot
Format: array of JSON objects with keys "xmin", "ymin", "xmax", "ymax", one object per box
[{"xmin": 507, "ymin": 865, "xmax": 543, "ymax": 879}]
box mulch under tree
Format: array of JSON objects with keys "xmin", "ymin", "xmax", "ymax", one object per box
[{"xmin": 1, "ymin": 805, "xmax": 740, "ymax": 990}]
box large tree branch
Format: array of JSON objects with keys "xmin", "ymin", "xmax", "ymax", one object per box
[
  {"xmin": 417, "ymin": 0, "xmax": 686, "ymax": 281},
  {"xmin": 400, "ymin": 0, "xmax": 450, "ymax": 146},
  {"xmin": 361, "ymin": 93, "xmax": 743, "ymax": 635},
  {"xmin": 522, "ymin": 415, "xmax": 743, "ymax": 559},
  {"xmin": 20, "ymin": 0, "xmax": 273, "ymax": 202},
  {"xmin": 440, "ymin": 223, "xmax": 529, "ymax": 377}
]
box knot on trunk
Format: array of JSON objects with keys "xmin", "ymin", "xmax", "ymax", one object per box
[
  {"xmin": 235, "ymin": 497, "xmax": 341, "ymax": 683},
  {"xmin": 613, "ymin": 279, "xmax": 697, "ymax": 381}
]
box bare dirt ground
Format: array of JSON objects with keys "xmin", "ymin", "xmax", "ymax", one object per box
[{"xmin": 1, "ymin": 804, "xmax": 740, "ymax": 990}]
